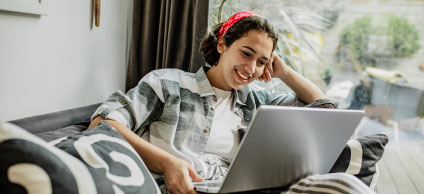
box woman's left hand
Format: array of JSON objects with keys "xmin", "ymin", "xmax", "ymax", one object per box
[{"xmin": 258, "ymin": 52, "xmax": 287, "ymax": 82}]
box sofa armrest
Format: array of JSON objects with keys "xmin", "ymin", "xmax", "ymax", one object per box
[{"xmin": 8, "ymin": 103, "xmax": 101, "ymax": 134}]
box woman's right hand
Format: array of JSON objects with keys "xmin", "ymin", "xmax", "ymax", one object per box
[
  {"xmin": 162, "ymin": 156, "xmax": 204, "ymax": 194},
  {"xmin": 89, "ymin": 117, "xmax": 204, "ymax": 193}
]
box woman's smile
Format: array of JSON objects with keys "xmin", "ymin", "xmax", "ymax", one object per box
[{"xmin": 235, "ymin": 68, "xmax": 250, "ymax": 82}]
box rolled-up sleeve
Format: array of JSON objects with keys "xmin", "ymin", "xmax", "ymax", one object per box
[
  {"xmin": 254, "ymin": 90, "xmax": 335, "ymax": 108},
  {"xmin": 91, "ymin": 72, "xmax": 165, "ymax": 132},
  {"xmin": 253, "ymin": 90, "xmax": 306, "ymax": 107}
]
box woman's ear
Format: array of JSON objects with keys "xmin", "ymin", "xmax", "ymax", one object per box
[{"xmin": 217, "ymin": 38, "xmax": 225, "ymax": 54}]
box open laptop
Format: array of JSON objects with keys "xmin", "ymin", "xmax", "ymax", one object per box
[{"xmin": 194, "ymin": 105, "xmax": 365, "ymax": 193}]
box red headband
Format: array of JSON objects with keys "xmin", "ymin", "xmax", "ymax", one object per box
[{"xmin": 218, "ymin": 11, "xmax": 261, "ymax": 38}]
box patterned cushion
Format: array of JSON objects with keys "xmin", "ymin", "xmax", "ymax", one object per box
[
  {"xmin": 330, "ymin": 133, "xmax": 390, "ymax": 190},
  {"xmin": 0, "ymin": 121, "xmax": 160, "ymax": 194}
]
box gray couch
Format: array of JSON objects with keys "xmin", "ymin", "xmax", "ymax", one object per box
[
  {"xmin": 4, "ymin": 102, "xmax": 388, "ymax": 193},
  {"xmin": 9, "ymin": 103, "xmax": 101, "ymax": 140},
  {"xmin": 2, "ymin": 103, "xmax": 162, "ymax": 193}
]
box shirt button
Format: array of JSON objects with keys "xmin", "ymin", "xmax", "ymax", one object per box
[
  {"xmin": 121, "ymin": 100, "xmax": 128, "ymax": 105},
  {"xmin": 204, "ymin": 128, "xmax": 210, "ymax": 133},
  {"xmin": 210, "ymin": 107, "xmax": 214, "ymax": 111},
  {"xmin": 212, "ymin": 97, "xmax": 217, "ymax": 102}
]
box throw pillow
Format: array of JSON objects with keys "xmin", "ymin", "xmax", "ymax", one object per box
[
  {"xmin": 0, "ymin": 121, "xmax": 160, "ymax": 194},
  {"xmin": 330, "ymin": 133, "xmax": 390, "ymax": 190}
]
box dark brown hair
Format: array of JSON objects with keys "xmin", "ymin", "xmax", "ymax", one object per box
[{"xmin": 200, "ymin": 16, "xmax": 279, "ymax": 66}]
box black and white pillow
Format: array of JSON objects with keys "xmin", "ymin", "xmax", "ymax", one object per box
[
  {"xmin": 0, "ymin": 121, "xmax": 160, "ymax": 194},
  {"xmin": 330, "ymin": 133, "xmax": 390, "ymax": 190}
]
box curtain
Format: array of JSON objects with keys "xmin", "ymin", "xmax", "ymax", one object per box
[{"xmin": 126, "ymin": 0, "xmax": 209, "ymax": 91}]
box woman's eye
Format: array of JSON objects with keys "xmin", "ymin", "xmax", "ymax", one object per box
[
  {"xmin": 259, "ymin": 61, "xmax": 266, "ymax": 65},
  {"xmin": 242, "ymin": 51, "xmax": 251, "ymax": 57}
]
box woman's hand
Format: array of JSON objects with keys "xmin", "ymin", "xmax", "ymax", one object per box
[
  {"xmin": 162, "ymin": 156, "xmax": 204, "ymax": 194},
  {"xmin": 259, "ymin": 52, "xmax": 287, "ymax": 82},
  {"xmin": 258, "ymin": 52, "xmax": 325, "ymax": 103}
]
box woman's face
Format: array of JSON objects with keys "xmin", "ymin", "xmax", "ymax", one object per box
[{"xmin": 216, "ymin": 30, "xmax": 274, "ymax": 90}]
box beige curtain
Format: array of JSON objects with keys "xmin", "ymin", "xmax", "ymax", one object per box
[{"xmin": 126, "ymin": 0, "xmax": 209, "ymax": 91}]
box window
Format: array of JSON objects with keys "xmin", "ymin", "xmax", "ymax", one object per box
[{"xmin": 209, "ymin": 0, "xmax": 424, "ymax": 192}]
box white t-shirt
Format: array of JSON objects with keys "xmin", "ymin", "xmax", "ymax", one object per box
[{"xmin": 204, "ymin": 87, "xmax": 243, "ymax": 162}]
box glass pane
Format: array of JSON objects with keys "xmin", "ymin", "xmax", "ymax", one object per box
[{"xmin": 209, "ymin": 0, "xmax": 424, "ymax": 192}]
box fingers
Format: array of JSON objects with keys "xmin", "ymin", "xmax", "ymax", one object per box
[
  {"xmin": 188, "ymin": 166, "xmax": 204, "ymax": 182},
  {"xmin": 166, "ymin": 174, "xmax": 198, "ymax": 194},
  {"xmin": 261, "ymin": 53, "xmax": 275, "ymax": 82},
  {"xmin": 164, "ymin": 158, "xmax": 199, "ymax": 194},
  {"xmin": 259, "ymin": 51, "xmax": 289, "ymax": 82},
  {"xmin": 258, "ymin": 75, "xmax": 264, "ymax": 82},
  {"xmin": 258, "ymin": 70, "xmax": 269, "ymax": 82},
  {"xmin": 267, "ymin": 55, "xmax": 274, "ymax": 76},
  {"xmin": 263, "ymin": 63, "xmax": 273, "ymax": 82}
]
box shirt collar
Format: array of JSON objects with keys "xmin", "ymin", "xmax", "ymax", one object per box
[
  {"xmin": 195, "ymin": 66, "xmax": 250, "ymax": 108},
  {"xmin": 234, "ymin": 87, "xmax": 249, "ymax": 107},
  {"xmin": 195, "ymin": 66, "xmax": 215, "ymax": 97}
]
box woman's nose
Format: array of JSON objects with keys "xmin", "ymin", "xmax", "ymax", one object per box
[{"xmin": 246, "ymin": 60, "xmax": 256, "ymax": 75}]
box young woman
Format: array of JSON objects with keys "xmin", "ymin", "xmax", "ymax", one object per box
[{"xmin": 89, "ymin": 12, "xmax": 374, "ymax": 194}]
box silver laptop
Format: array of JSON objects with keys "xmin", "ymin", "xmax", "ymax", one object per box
[{"xmin": 194, "ymin": 105, "xmax": 365, "ymax": 193}]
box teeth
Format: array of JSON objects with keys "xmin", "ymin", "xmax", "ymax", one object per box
[{"xmin": 236, "ymin": 70, "xmax": 249, "ymax": 80}]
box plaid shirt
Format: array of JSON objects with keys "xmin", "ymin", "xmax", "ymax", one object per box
[{"xmin": 92, "ymin": 66, "xmax": 333, "ymax": 173}]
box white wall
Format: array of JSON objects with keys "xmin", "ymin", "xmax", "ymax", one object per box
[{"xmin": 0, "ymin": 0, "xmax": 131, "ymax": 121}]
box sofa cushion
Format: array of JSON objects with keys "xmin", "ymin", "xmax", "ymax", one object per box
[
  {"xmin": 0, "ymin": 121, "xmax": 160, "ymax": 194},
  {"xmin": 330, "ymin": 133, "xmax": 389, "ymax": 190}
]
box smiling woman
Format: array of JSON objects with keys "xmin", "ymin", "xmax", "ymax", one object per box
[{"xmin": 84, "ymin": 11, "xmax": 379, "ymax": 194}]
